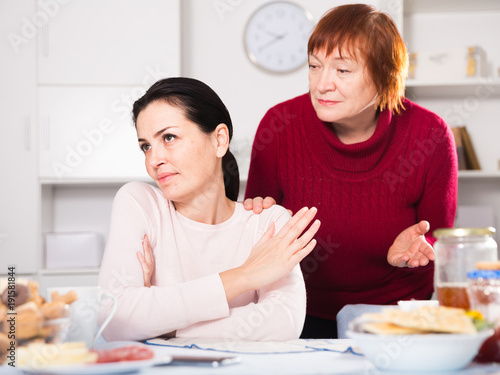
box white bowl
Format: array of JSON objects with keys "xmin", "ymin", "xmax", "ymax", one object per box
[
  {"xmin": 347, "ymin": 318, "xmax": 493, "ymax": 372},
  {"xmin": 397, "ymin": 299, "xmax": 439, "ymax": 311}
]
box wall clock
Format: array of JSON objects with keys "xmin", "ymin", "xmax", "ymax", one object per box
[{"xmin": 244, "ymin": 1, "xmax": 314, "ymax": 74}]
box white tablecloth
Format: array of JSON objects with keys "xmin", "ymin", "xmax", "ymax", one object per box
[
  {"xmin": 5, "ymin": 339, "xmax": 500, "ymax": 374},
  {"xmin": 140, "ymin": 339, "xmax": 500, "ymax": 375}
]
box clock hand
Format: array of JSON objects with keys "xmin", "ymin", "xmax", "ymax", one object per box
[
  {"xmin": 258, "ymin": 32, "xmax": 288, "ymax": 52},
  {"xmin": 263, "ymin": 30, "xmax": 281, "ymax": 38}
]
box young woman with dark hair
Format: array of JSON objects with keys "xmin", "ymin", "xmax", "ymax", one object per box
[{"xmin": 98, "ymin": 77, "xmax": 321, "ymax": 342}]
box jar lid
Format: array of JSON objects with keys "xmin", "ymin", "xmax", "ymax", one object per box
[
  {"xmin": 467, "ymin": 270, "xmax": 500, "ymax": 279},
  {"xmin": 433, "ymin": 227, "xmax": 496, "ymax": 238}
]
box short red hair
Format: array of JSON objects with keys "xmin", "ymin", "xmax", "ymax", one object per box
[{"xmin": 308, "ymin": 4, "xmax": 408, "ymax": 114}]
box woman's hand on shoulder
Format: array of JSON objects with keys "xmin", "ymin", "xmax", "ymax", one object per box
[
  {"xmin": 220, "ymin": 207, "xmax": 321, "ymax": 301},
  {"xmin": 137, "ymin": 235, "xmax": 155, "ymax": 287},
  {"xmin": 387, "ymin": 221, "xmax": 435, "ymax": 268},
  {"xmin": 243, "ymin": 196, "xmax": 277, "ymax": 214}
]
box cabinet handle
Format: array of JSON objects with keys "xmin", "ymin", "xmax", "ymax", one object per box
[
  {"xmin": 24, "ymin": 115, "xmax": 31, "ymax": 151},
  {"xmin": 42, "ymin": 115, "xmax": 50, "ymax": 150},
  {"xmin": 41, "ymin": 23, "xmax": 49, "ymax": 57}
]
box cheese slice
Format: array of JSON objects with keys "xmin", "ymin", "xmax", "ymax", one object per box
[
  {"xmin": 362, "ymin": 322, "xmax": 428, "ymax": 335},
  {"xmin": 18, "ymin": 341, "xmax": 97, "ymax": 369}
]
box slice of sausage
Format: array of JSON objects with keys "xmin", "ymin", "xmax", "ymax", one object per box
[{"xmin": 92, "ymin": 346, "xmax": 154, "ymax": 363}]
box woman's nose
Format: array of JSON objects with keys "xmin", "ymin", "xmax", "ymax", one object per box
[
  {"xmin": 147, "ymin": 146, "xmax": 166, "ymax": 168},
  {"xmin": 317, "ymin": 70, "xmax": 336, "ymax": 92}
]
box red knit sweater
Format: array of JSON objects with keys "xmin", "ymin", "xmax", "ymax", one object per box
[{"xmin": 245, "ymin": 93, "xmax": 458, "ymax": 320}]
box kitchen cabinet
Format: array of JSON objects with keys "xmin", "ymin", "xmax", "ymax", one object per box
[
  {"xmin": 37, "ymin": 0, "xmax": 180, "ymax": 182},
  {"xmin": 38, "ymin": 182, "xmax": 125, "ymax": 285},
  {"xmin": 34, "ymin": 0, "xmax": 181, "ymax": 285},
  {"xmin": 0, "ymin": 0, "xmax": 38, "ymax": 275},
  {"xmin": 38, "ymin": 0, "xmax": 180, "ymax": 85},
  {"xmin": 34, "ymin": 0, "xmax": 181, "ymax": 286},
  {"xmin": 38, "ymin": 271, "xmax": 102, "ymax": 297},
  {"xmin": 38, "ymin": 87, "xmax": 149, "ymax": 181},
  {"xmin": 0, "ymin": 0, "xmax": 180, "ymax": 285}
]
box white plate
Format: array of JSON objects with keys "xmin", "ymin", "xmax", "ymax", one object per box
[{"xmin": 19, "ymin": 355, "xmax": 172, "ymax": 375}]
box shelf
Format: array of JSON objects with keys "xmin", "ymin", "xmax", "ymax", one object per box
[
  {"xmin": 458, "ymin": 171, "xmax": 500, "ymax": 179},
  {"xmin": 41, "ymin": 176, "xmax": 247, "ymax": 186},
  {"xmin": 405, "ymin": 78, "xmax": 500, "ymax": 98},
  {"xmin": 404, "ymin": 0, "xmax": 500, "ymax": 14},
  {"xmin": 40, "ymin": 177, "xmax": 152, "ymax": 186},
  {"xmin": 39, "ymin": 268, "xmax": 100, "ymax": 276}
]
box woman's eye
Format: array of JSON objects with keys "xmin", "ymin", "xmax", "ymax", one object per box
[
  {"xmin": 309, "ymin": 64, "xmax": 319, "ymax": 70},
  {"xmin": 163, "ymin": 134, "xmax": 176, "ymax": 143},
  {"xmin": 338, "ymin": 69, "xmax": 350, "ymax": 74},
  {"xmin": 140, "ymin": 143, "xmax": 151, "ymax": 153}
]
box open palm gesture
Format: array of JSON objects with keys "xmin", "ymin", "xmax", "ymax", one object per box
[{"xmin": 387, "ymin": 221, "xmax": 434, "ymax": 268}]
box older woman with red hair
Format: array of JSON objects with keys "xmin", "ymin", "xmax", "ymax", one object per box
[{"xmin": 245, "ymin": 4, "xmax": 458, "ymax": 338}]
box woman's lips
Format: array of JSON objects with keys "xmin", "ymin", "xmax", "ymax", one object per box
[
  {"xmin": 318, "ymin": 99, "xmax": 340, "ymax": 106},
  {"xmin": 157, "ymin": 172, "xmax": 176, "ymax": 184}
]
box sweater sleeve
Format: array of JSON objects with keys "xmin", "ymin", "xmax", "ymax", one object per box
[
  {"xmin": 175, "ymin": 265, "xmax": 306, "ymax": 341},
  {"xmin": 417, "ymin": 119, "xmax": 458, "ymax": 246},
  {"xmin": 175, "ymin": 207, "xmax": 307, "ymax": 341},
  {"xmin": 245, "ymin": 105, "xmax": 283, "ymax": 202},
  {"xmin": 97, "ymin": 183, "xmax": 229, "ymax": 342}
]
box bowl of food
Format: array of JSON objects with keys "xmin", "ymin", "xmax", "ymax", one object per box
[
  {"xmin": 1, "ymin": 280, "xmax": 77, "ymax": 345},
  {"xmin": 346, "ymin": 305, "xmax": 493, "ymax": 372}
]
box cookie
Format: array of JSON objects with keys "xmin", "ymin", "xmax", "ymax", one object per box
[
  {"xmin": 1, "ymin": 284, "xmax": 31, "ymax": 307},
  {"xmin": 50, "ymin": 290, "xmax": 78, "ymax": 305},
  {"xmin": 0, "ymin": 332, "xmax": 9, "ymax": 364}
]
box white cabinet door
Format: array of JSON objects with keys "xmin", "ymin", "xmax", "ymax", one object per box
[
  {"xmin": 0, "ymin": 0, "xmax": 38, "ymax": 274},
  {"xmin": 38, "ymin": 0, "xmax": 180, "ymax": 85},
  {"xmin": 39, "ymin": 87, "xmax": 150, "ymax": 180}
]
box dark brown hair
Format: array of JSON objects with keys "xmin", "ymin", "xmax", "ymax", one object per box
[{"xmin": 308, "ymin": 4, "xmax": 408, "ymax": 114}]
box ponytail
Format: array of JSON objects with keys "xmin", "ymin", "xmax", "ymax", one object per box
[{"xmin": 222, "ymin": 150, "xmax": 240, "ymax": 201}]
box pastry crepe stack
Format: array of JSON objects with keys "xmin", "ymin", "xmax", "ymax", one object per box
[
  {"xmin": 18, "ymin": 341, "xmax": 98, "ymax": 369},
  {"xmin": 358, "ymin": 306, "xmax": 477, "ymax": 335}
]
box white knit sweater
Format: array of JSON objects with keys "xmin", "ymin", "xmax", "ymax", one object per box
[{"xmin": 98, "ymin": 182, "xmax": 306, "ymax": 342}]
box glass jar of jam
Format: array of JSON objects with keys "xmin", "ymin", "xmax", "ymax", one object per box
[
  {"xmin": 467, "ymin": 268, "xmax": 500, "ymax": 362},
  {"xmin": 434, "ymin": 227, "xmax": 497, "ymax": 309}
]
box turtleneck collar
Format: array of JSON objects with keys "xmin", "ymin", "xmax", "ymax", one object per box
[{"xmin": 305, "ymin": 93, "xmax": 396, "ymax": 173}]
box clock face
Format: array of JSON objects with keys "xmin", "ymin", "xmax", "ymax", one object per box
[{"xmin": 244, "ymin": 2, "xmax": 314, "ymax": 74}]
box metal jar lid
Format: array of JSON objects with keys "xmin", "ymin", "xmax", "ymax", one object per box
[
  {"xmin": 467, "ymin": 270, "xmax": 500, "ymax": 279},
  {"xmin": 433, "ymin": 227, "xmax": 496, "ymax": 238}
]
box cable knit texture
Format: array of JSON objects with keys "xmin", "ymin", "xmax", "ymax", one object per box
[{"xmin": 245, "ymin": 93, "xmax": 458, "ymax": 320}]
